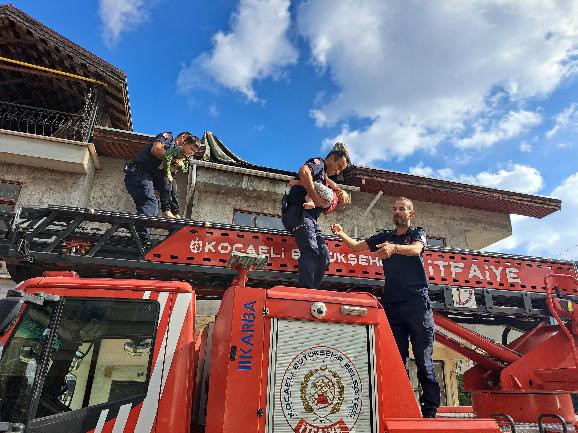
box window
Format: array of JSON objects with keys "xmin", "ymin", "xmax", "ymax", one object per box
[
  {"xmin": 427, "ymin": 237, "xmax": 446, "ymax": 248},
  {"xmin": 409, "ymin": 359, "xmax": 447, "ymax": 405},
  {"xmin": 0, "ymin": 180, "xmax": 21, "ymax": 207},
  {"xmin": 34, "ymin": 298, "xmax": 158, "ymax": 418},
  {"xmin": 233, "ymin": 210, "xmax": 284, "ymax": 230},
  {"xmin": 0, "ymin": 178, "xmax": 21, "ymax": 236}
]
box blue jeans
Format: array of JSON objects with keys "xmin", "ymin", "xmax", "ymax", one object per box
[
  {"xmin": 282, "ymin": 205, "xmax": 330, "ymax": 288},
  {"xmin": 383, "ymin": 296, "xmax": 441, "ymax": 415},
  {"xmin": 124, "ymin": 167, "xmax": 159, "ymax": 241}
]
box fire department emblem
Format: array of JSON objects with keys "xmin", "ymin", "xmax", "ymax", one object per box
[
  {"xmin": 189, "ymin": 237, "xmax": 203, "ymax": 254},
  {"xmin": 280, "ymin": 346, "xmax": 363, "ymax": 433}
]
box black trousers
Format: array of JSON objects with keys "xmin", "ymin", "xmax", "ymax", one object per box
[{"xmin": 383, "ymin": 296, "xmax": 441, "ymax": 414}]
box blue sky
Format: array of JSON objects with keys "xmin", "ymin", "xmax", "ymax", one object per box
[{"xmin": 10, "ymin": 0, "xmax": 578, "ymax": 260}]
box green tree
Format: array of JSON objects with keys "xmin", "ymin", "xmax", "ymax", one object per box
[{"xmin": 456, "ymin": 373, "xmax": 472, "ymax": 406}]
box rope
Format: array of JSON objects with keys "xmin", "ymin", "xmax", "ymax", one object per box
[{"xmin": 0, "ymin": 56, "xmax": 107, "ymax": 86}]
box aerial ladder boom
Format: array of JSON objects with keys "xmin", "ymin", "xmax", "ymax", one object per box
[{"xmin": 1, "ymin": 206, "xmax": 576, "ymax": 318}]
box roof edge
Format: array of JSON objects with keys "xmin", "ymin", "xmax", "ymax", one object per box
[
  {"xmin": 351, "ymin": 166, "xmax": 561, "ymax": 219},
  {"xmin": 354, "ymin": 165, "xmax": 556, "ymax": 202}
]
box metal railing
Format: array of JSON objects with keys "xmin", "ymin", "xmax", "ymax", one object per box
[{"xmin": 0, "ymin": 87, "xmax": 100, "ymax": 142}]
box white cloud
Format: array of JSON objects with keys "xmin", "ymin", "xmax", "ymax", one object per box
[
  {"xmin": 465, "ymin": 164, "xmax": 543, "ymax": 194},
  {"xmin": 489, "ymin": 172, "xmax": 578, "ymax": 260},
  {"xmin": 409, "ymin": 162, "xmax": 434, "ymax": 177},
  {"xmin": 323, "ymin": 115, "xmax": 441, "ymax": 163},
  {"xmin": 437, "ymin": 167, "xmax": 455, "ymax": 178},
  {"xmin": 177, "ymin": 0, "xmax": 298, "ymax": 102},
  {"xmin": 455, "ymin": 110, "xmax": 542, "ymax": 149},
  {"xmin": 208, "ymin": 103, "xmax": 219, "ymax": 118},
  {"xmin": 546, "ymin": 103, "xmax": 578, "ymax": 139},
  {"xmin": 408, "ymin": 162, "xmax": 543, "ymax": 194},
  {"xmin": 519, "ymin": 141, "xmax": 532, "ymax": 152},
  {"xmin": 297, "ymin": 0, "xmax": 578, "ymax": 164},
  {"xmin": 99, "ymin": 0, "xmax": 150, "ymax": 48}
]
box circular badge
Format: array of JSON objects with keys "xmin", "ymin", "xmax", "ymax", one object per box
[
  {"xmin": 189, "ymin": 237, "xmax": 203, "ymax": 254},
  {"xmin": 280, "ymin": 346, "xmax": 363, "ymax": 433}
]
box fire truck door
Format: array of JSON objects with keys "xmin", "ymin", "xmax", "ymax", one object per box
[{"xmin": 20, "ymin": 295, "xmax": 164, "ymax": 433}]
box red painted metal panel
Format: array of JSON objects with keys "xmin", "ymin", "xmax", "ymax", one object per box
[
  {"xmin": 156, "ymin": 293, "xmax": 196, "ymax": 433},
  {"xmin": 266, "ymin": 286, "xmax": 378, "ymax": 306},
  {"xmin": 146, "ymin": 226, "xmax": 384, "ymax": 279},
  {"xmin": 472, "ymin": 392, "xmax": 576, "ymax": 424},
  {"xmin": 123, "ymin": 401, "xmax": 143, "ymax": 433},
  {"xmin": 437, "ymin": 405, "xmax": 474, "ymax": 413},
  {"xmin": 266, "ymin": 286, "xmax": 381, "ymax": 325},
  {"xmin": 383, "ymin": 418, "xmax": 501, "ymax": 432},
  {"xmin": 373, "ymin": 309, "xmax": 422, "ymax": 421},
  {"xmin": 205, "ymin": 286, "xmax": 267, "ymax": 433},
  {"xmin": 31, "ymin": 275, "xmax": 194, "ymax": 293},
  {"xmin": 425, "ymin": 251, "xmax": 578, "ymax": 295},
  {"xmin": 145, "ymin": 226, "xmax": 578, "ymax": 295}
]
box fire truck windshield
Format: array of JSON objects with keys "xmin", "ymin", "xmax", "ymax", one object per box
[
  {"xmin": 1, "ymin": 294, "xmax": 159, "ymax": 429},
  {"xmin": 0, "ymin": 301, "xmax": 57, "ymax": 425}
]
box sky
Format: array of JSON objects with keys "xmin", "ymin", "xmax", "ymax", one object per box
[{"xmin": 10, "ymin": 0, "xmax": 578, "ymax": 260}]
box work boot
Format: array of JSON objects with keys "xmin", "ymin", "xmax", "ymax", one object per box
[{"xmin": 162, "ymin": 210, "xmax": 176, "ymax": 218}]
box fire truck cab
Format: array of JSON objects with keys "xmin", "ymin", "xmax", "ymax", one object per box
[{"xmin": 0, "ymin": 273, "xmax": 502, "ymax": 433}]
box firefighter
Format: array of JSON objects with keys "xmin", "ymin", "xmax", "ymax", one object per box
[
  {"xmin": 282, "ymin": 142, "xmax": 350, "ymax": 288},
  {"xmin": 330, "ymin": 197, "xmax": 441, "ymax": 418},
  {"xmin": 124, "ymin": 131, "xmax": 195, "ymax": 242}
]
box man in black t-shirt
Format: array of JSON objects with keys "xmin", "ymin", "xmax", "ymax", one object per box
[
  {"xmin": 331, "ymin": 197, "xmax": 440, "ymax": 418},
  {"xmin": 282, "ymin": 142, "xmax": 350, "ymax": 288}
]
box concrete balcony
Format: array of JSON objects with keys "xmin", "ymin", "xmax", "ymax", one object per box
[{"xmin": 0, "ymin": 128, "xmax": 99, "ymax": 173}]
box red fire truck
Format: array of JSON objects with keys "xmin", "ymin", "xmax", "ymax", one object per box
[{"xmin": 0, "ymin": 206, "xmax": 577, "ymax": 433}]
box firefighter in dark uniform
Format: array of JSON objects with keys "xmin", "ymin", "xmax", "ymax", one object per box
[
  {"xmin": 331, "ymin": 197, "xmax": 441, "ymax": 418},
  {"xmin": 282, "ymin": 142, "xmax": 350, "ymax": 288},
  {"xmin": 124, "ymin": 131, "xmax": 190, "ymax": 242}
]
